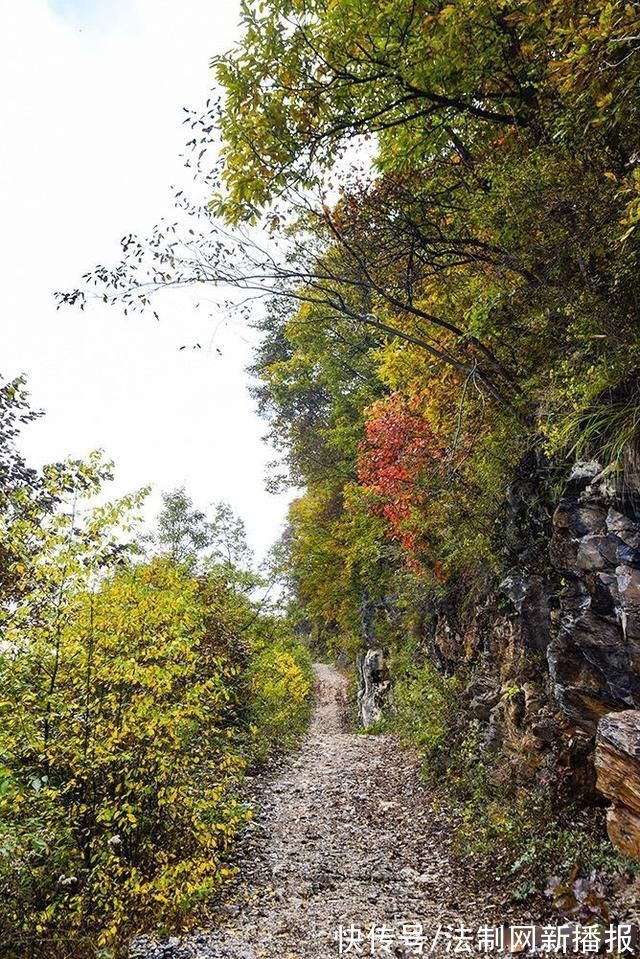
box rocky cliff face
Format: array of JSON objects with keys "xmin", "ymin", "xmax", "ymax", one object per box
[
  {"xmin": 427, "ymin": 572, "xmax": 572, "ymax": 789},
  {"xmin": 374, "ymin": 460, "xmax": 640, "ymax": 856},
  {"xmin": 549, "ymin": 461, "xmax": 640, "ymax": 733}
]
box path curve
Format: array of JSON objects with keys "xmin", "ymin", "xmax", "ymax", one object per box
[{"xmin": 133, "ymin": 665, "xmax": 516, "ymax": 959}]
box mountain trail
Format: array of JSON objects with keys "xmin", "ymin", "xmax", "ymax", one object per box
[{"xmin": 132, "ymin": 664, "xmax": 529, "ymax": 959}]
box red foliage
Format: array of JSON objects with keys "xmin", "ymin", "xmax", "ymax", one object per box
[{"xmin": 357, "ymin": 392, "xmax": 443, "ymax": 569}]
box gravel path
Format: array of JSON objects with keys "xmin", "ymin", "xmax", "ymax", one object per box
[{"xmin": 131, "ymin": 664, "xmax": 528, "ymax": 959}]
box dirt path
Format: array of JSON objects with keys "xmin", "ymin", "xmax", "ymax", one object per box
[{"xmin": 132, "ymin": 665, "xmax": 524, "ymax": 959}]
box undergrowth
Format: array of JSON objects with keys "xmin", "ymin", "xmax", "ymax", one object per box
[
  {"xmin": 385, "ymin": 651, "xmax": 638, "ymax": 911},
  {"xmin": 0, "ymin": 454, "xmax": 314, "ymax": 959}
]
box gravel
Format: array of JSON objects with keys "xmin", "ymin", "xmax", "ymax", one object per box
[{"xmin": 130, "ymin": 665, "xmax": 550, "ymax": 959}]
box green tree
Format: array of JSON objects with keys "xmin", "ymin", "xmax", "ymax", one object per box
[
  {"xmin": 152, "ymin": 488, "xmax": 253, "ymax": 577},
  {"xmin": 154, "ymin": 486, "xmax": 213, "ymax": 569},
  {"xmin": 209, "ymin": 501, "xmax": 253, "ymax": 573},
  {"xmin": 212, "ymin": 0, "xmax": 640, "ymax": 222}
]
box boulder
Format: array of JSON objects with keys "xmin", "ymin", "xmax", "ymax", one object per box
[
  {"xmin": 595, "ymin": 710, "xmax": 640, "ymax": 859},
  {"xmin": 356, "ymin": 648, "xmax": 390, "ymax": 728}
]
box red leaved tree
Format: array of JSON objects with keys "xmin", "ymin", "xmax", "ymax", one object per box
[{"xmin": 357, "ymin": 391, "xmax": 445, "ymax": 573}]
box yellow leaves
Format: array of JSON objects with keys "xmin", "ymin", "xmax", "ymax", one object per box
[
  {"xmin": 595, "ymin": 91, "xmax": 613, "ymax": 109},
  {"xmin": 244, "ymin": 632, "xmax": 313, "ymax": 761},
  {"xmin": 0, "ymin": 449, "xmax": 315, "ymax": 950},
  {"xmin": 438, "ymin": 4, "xmax": 456, "ymax": 21},
  {"xmin": 0, "ymin": 545, "xmax": 275, "ymax": 950}
]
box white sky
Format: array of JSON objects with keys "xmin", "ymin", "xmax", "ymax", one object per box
[{"xmin": 0, "ymin": 0, "xmax": 293, "ymax": 561}]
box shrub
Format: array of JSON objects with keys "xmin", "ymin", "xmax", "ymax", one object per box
[
  {"xmin": 0, "ymin": 558, "xmax": 251, "ymax": 956},
  {"xmin": 244, "ymin": 623, "xmax": 313, "ymax": 763},
  {"xmin": 388, "ymin": 644, "xmax": 463, "ymax": 768},
  {"xmin": 0, "ymin": 390, "xmax": 316, "ymax": 956}
]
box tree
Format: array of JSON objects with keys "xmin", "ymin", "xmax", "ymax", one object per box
[
  {"xmin": 54, "ymin": 0, "xmax": 640, "ymax": 665},
  {"xmin": 1, "ymin": 504, "xmax": 250, "ymax": 953},
  {"xmin": 211, "ymin": 0, "xmax": 546, "ymax": 222},
  {"xmin": 0, "ymin": 376, "xmax": 118, "ymax": 621},
  {"xmin": 151, "ymin": 488, "xmax": 254, "ymax": 584},
  {"xmin": 58, "ymin": 0, "xmax": 640, "ymax": 438},
  {"xmin": 209, "ymin": 501, "xmax": 253, "ymax": 573},
  {"xmin": 154, "ymin": 486, "xmax": 213, "ymax": 568},
  {"xmin": 56, "ymin": 185, "xmax": 528, "ymax": 421},
  {"xmin": 0, "ymin": 375, "xmax": 47, "ymax": 605},
  {"xmin": 0, "ymin": 405, "xmax": 310, "ymax": 955},
  {"xmin": 211, "ymin": 0, "xmax": 640, "ymax": 222}
]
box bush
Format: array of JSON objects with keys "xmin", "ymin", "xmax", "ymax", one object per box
[
  {"xmin": 244, "ymin": 623, "xmax": 313, "ymax": 763},
  {"xmin": 0, "ymin": 386, "xmax": 317, "ymax": 956},
  {"xmin": 387, "ymin": 644, "xmax": 463, "ymax": 769},
  {"xmin": 0, "ymin": 559, "xmax": 252, "ymax": 956}
]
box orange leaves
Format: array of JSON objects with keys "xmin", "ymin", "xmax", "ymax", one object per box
[{"xmin": 357, "ymin": 391, "xmax": 444, "ymax": 569}]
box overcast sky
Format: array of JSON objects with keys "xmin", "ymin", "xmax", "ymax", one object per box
[{"xmin": 0, "ymin": 0, "xmax": 293, "ymax": 561}]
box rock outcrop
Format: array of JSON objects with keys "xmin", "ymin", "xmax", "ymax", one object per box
[
  {"xmin": 374, "ymin": 457, "xmax": 640, "ymax": 858},
  {"xmin": 356, "ymin": 591, "xmax": 392, "ymax": 727},
  {"xmin": 548, "ymin": 461, "xmax": 640, "ymax": 732},
  {"xmin": 357, "ymin": 648, "xmax": 390, "ymax": 728},
  {"xmin": 595, "ymin": 710, "xmax": 640, "ymax": 859},
  {"xmin": 427, "ymin": 574, "xmax": 565, "ymax": 785},
  {"xmin": 414, "ymin": 461, "xmax": 640, "ymax": 814}
]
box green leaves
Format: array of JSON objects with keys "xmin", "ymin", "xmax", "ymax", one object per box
[
  {"xmin": 224, "ymin": 0, "xmax": 640, "ymax": 674},
  {"xmin": 0, "ymin": 409, "xmax": 312, "ymax": 956},
  {"xmin": 214, "ymin": 0, "xmax": 549, "ymax": 221}
]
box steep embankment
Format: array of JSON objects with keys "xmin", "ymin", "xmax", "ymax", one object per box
[{"xmin": 133, "ymin": 665, "xmax": 546, "ymax": 959}]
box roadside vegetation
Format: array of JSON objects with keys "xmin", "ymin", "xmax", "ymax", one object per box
[
  {"xmin": 0, "ymin": 377, "xmax": 312, "ymax": 958},
  {"xmin": 386, "ymin": 652, "xmax": 636, "ymax": 908}
]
